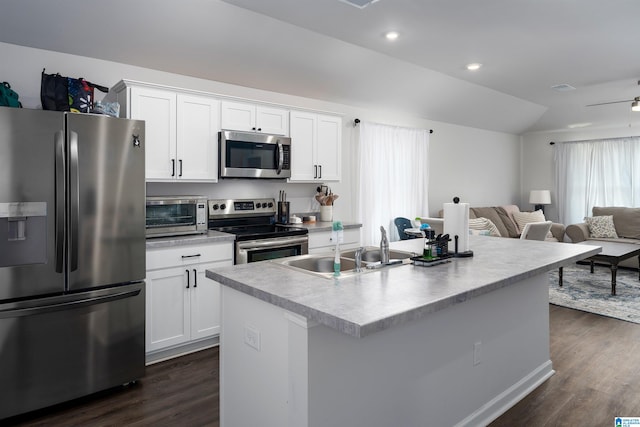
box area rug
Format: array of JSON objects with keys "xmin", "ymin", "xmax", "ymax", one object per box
[{"xmin": 548, "ymin": 264, "xmax": 640, "ymax": 324}]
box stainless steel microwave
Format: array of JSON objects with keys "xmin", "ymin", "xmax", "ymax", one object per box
[
  {"xmin": 219, "ymin": 130, "xmax": 291, "ymax": 179},
  {"xmin": 145, "ymin": 196, "xmax": 208, "ymax": 238}
]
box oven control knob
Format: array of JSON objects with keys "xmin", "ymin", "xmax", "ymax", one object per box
[
  {"xmin": 255, "ymin": 201, "xmax": 261, "ymax": 208},
  {"xmin": 212, "ymin": 204, "xmax": 219, "ymax": 210},
  {"xmin": 220, "ymin": 204, "xmax": 227, "ymax": 210},
  {"xmin": 268, "ymin": 202, "xmax": 273, "ymax": 208},
  {"xmin": 261, "ymin": 202, "xmax": 268, "ymax": 208}
]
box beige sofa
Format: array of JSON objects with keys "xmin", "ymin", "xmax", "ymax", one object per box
[
  {"xmin": 421, "ymin": 204, "xmax": 565, "ymax": 242},
  {"xmin": 566, "ymin": 206, "xmax": 640, "ymax": 269}
]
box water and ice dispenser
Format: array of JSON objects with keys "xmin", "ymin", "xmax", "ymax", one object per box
[{"xmin": 0, "ymin": 202, "xmax": 47, "ymax": 267}]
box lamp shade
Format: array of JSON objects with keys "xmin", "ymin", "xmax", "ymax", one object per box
[{"xmin": 529, "ymin": 190, "xmax": 551, "ymax": 205}]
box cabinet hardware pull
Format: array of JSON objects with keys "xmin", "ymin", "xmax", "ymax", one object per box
[
  {"xmin": 172, "ymin": 159, "xmax": 175, "ymax": 177},
  {"xmin": 319, "ymin": 164, "xmax": 322, "ymax": 179},
  {"xmin": 185, "ymin": 269, "xmax": 190, "ymax": 289},
  {"xmin": 179, "ymin": 159, "xmax": 183, "ymax": 177},
  {"xmin": 314, "ymin": 165, "xmax": 318, "ymax": 179},
  {"xmin": 193, "ymin": 269, "xmax": 197, "ymax": 287},
  {"xmin": 257, "ymin": 127, "xmax": 262, "ymax": 132},
  {"xmin": 181, "ymin": 254, "xmax": 201, "ymax": 259}
]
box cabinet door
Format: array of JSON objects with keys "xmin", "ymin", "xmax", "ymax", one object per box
[
  {"xmin": 221, "ymin": 100, "xmax": 255, "ymax": 132},
  {"xmin": 190, "ymin": 260, "xmax": 230, "ymax": 340},
  {"xmin": 316, "ymin": 114, "xmax": 342, "ymax": 182},
  {"xmin": 177, "ymin": 94, "xmax": 220, "ymax": 181},
  {"xmin": 256, "ymin": 106, "xmax": 289, "ymax": 135},
  {"xmin": 146, "ymin": 267, "xmax": 190, "ymax": 352},
  {"xmin": 130, "ymin": 86, "xmax": 177, "ymax": 180},
  {"xmin": 289, "ymin": 111, "xmax": 317, "ymax": 182}
]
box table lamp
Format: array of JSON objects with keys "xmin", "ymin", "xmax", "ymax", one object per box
[{"xmin": 529, "ymin": 190, "xmax": 551, "ymax": 214}]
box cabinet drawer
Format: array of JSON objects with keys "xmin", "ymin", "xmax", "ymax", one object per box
[
  {"xmin": 147, "ymin": 242, "xmax": 233, "ymax": 271},
  {"xmin": 308, "ymin": 228, "xmax": 360, "ymax": 250}
]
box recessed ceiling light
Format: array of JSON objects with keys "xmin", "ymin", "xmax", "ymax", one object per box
[
  {"xmin": 551, "ymin": 84, "xmax": 576, "ymax": 92},
  {"xmin": 567, "ymin": 122, "xmax": 592, "ymax": 129},
  {"xmin": 466, "ymin": 63, "xmax": 482, "ymax": 71},
  {"xmin": 385, "ymin": 31, "xmax": 399, "ymax": 41},
  {"xmin": 338, "ymin": 0, "xmax": 380, "ymax": 9}
]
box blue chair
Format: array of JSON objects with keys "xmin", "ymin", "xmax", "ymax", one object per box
[{"xmin": 394, "ymin": 217, "xmax": 417, "ymax": 240}]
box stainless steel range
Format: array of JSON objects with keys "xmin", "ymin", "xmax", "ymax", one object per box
[{"xmin": 208, "ymin": 198, "xmax": 308, "ymax": 264}]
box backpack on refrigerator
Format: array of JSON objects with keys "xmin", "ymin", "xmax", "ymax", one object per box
[{"xmin": 0, "ymin": 82, "xmax": 23, "ymax": 108}]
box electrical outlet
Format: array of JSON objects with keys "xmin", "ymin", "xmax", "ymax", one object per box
[
  {"xmin": 473, "ymin": 341, "xmax": 481, "ymax": 366},
  {"xmin": 244, "ymin": 326, "xmax": 261, "ymax": 351}
]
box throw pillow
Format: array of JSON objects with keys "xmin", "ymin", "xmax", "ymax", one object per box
[
  {"xmin": 512, "ymin": 210, "xmax": 553, "ymax": 238},
  {"xmin": 584, "ymin": 215, "xmax": 618, "ymax": 238},
  {"xmin": 469, "ymin": 217, "xmax": 501, "ymax": 237}
]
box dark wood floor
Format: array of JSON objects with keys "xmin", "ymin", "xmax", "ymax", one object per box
[
  {"xmin": 5, "ymin": 305, "xmax": 640, "ymax": 426},
  {"xmin": 5, "ymin": 348, "xmax": 219, "ymax": 427}
]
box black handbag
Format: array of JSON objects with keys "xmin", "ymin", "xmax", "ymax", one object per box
[
  {"xmin": 0, "ymin": 81, "xmax": 22, "ymax": 108},
  {"xmin": 41, "ymin": 69, "xmax": 108, "ymax": 113}
]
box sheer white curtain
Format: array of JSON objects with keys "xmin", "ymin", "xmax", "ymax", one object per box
[
  {"xmin": 357, "ymin": 121, "xmax": 430, "ymax": 245},
  {"xmin": 555, "ymin": 136, "xmax": 640, "ymax": 225}
]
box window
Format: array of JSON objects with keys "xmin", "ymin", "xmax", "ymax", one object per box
[
  {"xmin": 357, "ymin": 122, "xmax": 430, "ymax": 245},
  {"xmin": 555, "ymin": 137, "xmax": 640, "ymax": 225}
]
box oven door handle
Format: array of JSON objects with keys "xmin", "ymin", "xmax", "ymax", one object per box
[{"xmin": 237, "ymin": 235, "xmax": 309, "ymax": 250}]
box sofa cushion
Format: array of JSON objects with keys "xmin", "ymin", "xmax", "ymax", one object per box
[
  {"xmin": 495, "ymin": 206, "xmax": 520, "ymax": 238},
  {"xmin": 512, "ymin": 210, "xmax": 554, "ymax": 239},
  {"xmin": 584, "ymin": 215, "xmax": 618, "ymax": 238},
  {"xmin": 470, "ymin": 207, "xmax": 510, "ymax": 238},
  {"xmin": 592, "ymin": 206, "xmax": 640, "ymax": 239},
  {"xmin": 469, "ymin": 217, "xmax": 501, "ymax": 237}
]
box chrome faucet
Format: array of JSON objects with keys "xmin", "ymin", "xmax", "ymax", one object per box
[
  {"xmin": 354, "ymin": 247, "xmax": 365, "ymax": 272},
  {"xmin": 380, "ymin": 226, "xmax": 390, "ymax": 264}
]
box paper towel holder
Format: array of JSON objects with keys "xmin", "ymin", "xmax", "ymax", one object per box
[{"xmin": 450, "ymin": 196, "xmax": 474, "ymax": 258}]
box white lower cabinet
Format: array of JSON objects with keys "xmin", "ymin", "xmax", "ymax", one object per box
[
  {"xmin": 145, "ymin": 242, "xmax": 233, "ymax": 356},
  {"xmin": 308, "ymin": 228, "xmax": 361, "ymax": 254}
]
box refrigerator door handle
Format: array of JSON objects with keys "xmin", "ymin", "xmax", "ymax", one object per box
[
  {"xmin": 55, "ymin": 130, "xmax": 65, "ymax": 273},
  {"xmin": 0, "ymin": 288, "xmax": 141, "ymax": 319},
  {"xmin": 69, "ymin": 131, "xmax": 80, "ymax": 272}
]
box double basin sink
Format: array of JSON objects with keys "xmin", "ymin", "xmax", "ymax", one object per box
[{"xmin": 272, "ymin": 246, "xmax": 415, "ymax": 279}]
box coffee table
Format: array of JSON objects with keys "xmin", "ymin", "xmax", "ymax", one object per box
[{"xmin": 559, "ymin": 241, "xmax": 640, "ymax": 295}]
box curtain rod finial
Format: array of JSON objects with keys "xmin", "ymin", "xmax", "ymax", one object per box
[{"xmin": 354, "ymin": 118, "xmax": 360, "ymax": 126}]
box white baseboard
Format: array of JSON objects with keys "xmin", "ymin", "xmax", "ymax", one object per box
[
  {"xmin": 456, "ymin": 360, "xmax": 555, "ymax": 427},
  {"xmin": 145, "ymin": 336, "xmax": 219, "ymax": 365}
]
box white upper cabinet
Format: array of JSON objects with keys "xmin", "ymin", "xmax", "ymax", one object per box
[
  {"xmin": 221, "ymin": 100, "xmax": 289, "ymax": 136},
  {"xmin": 109, "ymin": 81, "xmax": 219, "ymax": 182},
  {"xmin": 176, "ymin": 94, "xmax": 219, "ymax": 181},
  {"xmin": 129, "ymin": 86, "xmax": 177, "ymax": 180},
  {"xmin": 289, "ymin": 111, "xmax": 342, "ymax": 182}
]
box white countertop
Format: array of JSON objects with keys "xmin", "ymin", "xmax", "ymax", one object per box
[{"xmin": 206, "ymin": 236, "xmax": 600, "ymax": 338}]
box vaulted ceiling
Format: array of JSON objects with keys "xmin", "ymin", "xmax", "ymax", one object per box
[{"xmin": 1, "ymin": 0, "xmax": 639, "ymax": 134}]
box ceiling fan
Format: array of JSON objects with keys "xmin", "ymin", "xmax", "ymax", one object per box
[
  {"xmin": 586, "ymin": 96, "xmax": 640, "ymax": 110},
  {"xmin": 586, "ymin": 81, "xmax": 640, "ymax": 111}
]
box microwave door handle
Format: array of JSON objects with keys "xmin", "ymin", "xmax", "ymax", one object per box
[{"xmin": 276, "ymin": 142, "xmax": 284, "ymax": 174}]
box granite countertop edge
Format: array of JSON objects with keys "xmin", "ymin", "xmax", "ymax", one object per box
[
  {"xmin": 207, "ymin": 239, "xmax": 600, "ymax": 338},
  {"xmin": 146, "ymin": 230, "xmax": 235, "ymax": 249}
]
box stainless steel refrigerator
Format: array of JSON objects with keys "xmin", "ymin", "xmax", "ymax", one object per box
[{"xmin": 0, "ymin": 107, "xmax": 146, "ymax": 420}]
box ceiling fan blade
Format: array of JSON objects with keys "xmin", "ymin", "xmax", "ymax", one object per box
[{"xmin": 586, "ymin": 99, "xmax": 634, "ymax": 107}]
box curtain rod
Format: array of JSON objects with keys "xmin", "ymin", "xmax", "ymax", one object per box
[{"xmin": 353, "ymin": 118, "xmax": 433, "ymax": 133}]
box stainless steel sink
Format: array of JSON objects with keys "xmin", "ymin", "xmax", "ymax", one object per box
[
  {"xmin": 272, "ymin": 247, "xmax": 415, "ymax": 279},
  {"xmin": 284, "ymin": 256, "xmax": 356, "ymax": 273},
  {"xmin": 341, "ymin": 246, "xmax": 415, "ymax": 262}
]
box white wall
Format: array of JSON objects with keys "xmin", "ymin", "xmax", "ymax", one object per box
[
  {"xmin": 521, "ymin": 126, "xmax": 640, "ymax": 223},
  {"xmin": 1, "ymin": 41, "xmax": 522, "ymax": 221}
]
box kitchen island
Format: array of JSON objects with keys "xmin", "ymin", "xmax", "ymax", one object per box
[{"xmin": 206, "ymin": 236, "xmax": 600, "ymax": 427}]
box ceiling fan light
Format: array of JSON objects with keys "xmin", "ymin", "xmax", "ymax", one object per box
[{"xmin": 632, "ymin": 101, "xmax": 640, "ymax": 112}]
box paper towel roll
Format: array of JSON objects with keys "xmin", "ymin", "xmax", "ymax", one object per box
[{"xmin": 443, "ymin": 202, "xmax": 470, "ymax": 253}]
